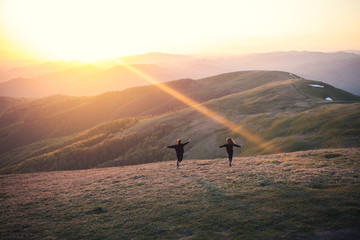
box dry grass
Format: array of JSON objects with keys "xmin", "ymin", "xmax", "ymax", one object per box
[{"xmin": 1, "ymin": 148, "xmax": 360, "ymax": 239}]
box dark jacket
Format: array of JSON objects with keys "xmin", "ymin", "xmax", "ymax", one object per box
[
  {"xmin": 167, "ymin": 142, "xmax": 189, "ymax": 155},
  {"xmin": 219, "ymin": 143, "xmax": 241, "ymax": 154}
]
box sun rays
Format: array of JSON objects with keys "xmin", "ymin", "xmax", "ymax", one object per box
[{"xmin": 112, "ymin": 58, "xmax": 281, "ymax": 153}]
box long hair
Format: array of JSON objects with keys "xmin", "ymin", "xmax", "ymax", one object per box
[
  {"xmin": 226, "ymin": 137, "xmax": 235, "ymax": 145},
  {"xmin": 177, "ymin": 139, "xmax": 181, "ymax": 144}
]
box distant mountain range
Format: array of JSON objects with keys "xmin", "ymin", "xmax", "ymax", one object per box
[
  {"xmin": 0, "ymin": 51, "xmax": 359, "ymax": 97},
  {"xmin": 1, "ymin": 70, "xmax": 359, "ymax": 174}
]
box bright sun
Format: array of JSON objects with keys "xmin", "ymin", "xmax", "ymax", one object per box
[
  {"xmin": 2, "ymin": 0, "xmax": 360, "ymax": 61},
  {"xmin": 2, "ymin": 0, "xmax": 162, "ymax": 61},
  {"xmin": 2, "ymin": 0, "xmax": 223, "ymax": 61}
]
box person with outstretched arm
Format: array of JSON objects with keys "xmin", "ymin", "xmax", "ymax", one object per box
[
  {"xmin": 219, "ymin": 137, "xmax": 241, "ymax": 167},
  {"xmin": 165, "ymin": 139, "xmax": 190, "ymax": 168}
]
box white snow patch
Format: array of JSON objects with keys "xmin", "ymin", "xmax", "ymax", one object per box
[
  {"xmin": 290, "ymin": 73, "xmax": 303, "ymax": 79},
  {"xmin": 325, "ymin": 97, "xmax": 333, "ymax": 101},
  {"xmin": 308, "ymin": 84, "xmax": 324, "ymax": 88}
]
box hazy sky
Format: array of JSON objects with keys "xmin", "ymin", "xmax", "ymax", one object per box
[{"xmin": 1, "ymin": 0, "xmax": 360, "ymax": 60}]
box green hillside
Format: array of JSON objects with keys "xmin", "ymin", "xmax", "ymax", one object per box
[
  {"xmin": 0, "ymin": 71, "xmax": 359, "ymax": 174},
  {"xmin": 0, "ymin": 71, "xmax": 293, "ymax": 154},
  {"xmin": 110, "ymin": 78, "xmax": 359, "ymax": 162},
  {"xmin": 294, "ymin": 79, "xmax": 360, "ymax": 102}
]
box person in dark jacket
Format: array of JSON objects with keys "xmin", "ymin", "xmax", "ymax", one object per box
[
  {"xmin": 165, "ymin": 139, "xmax": 190, "ymax": 168},
  {"xmin": 219, "ymin": 137, "xmax": 241, "ymax": 167}
]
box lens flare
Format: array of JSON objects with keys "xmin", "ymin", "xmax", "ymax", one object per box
[{"xmin": 112, "ymin": 58, "xmax": 280, "ymax": 153}]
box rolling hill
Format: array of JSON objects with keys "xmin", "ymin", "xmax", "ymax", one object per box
[
  {"xmin": 1, "ymin": 148, "xmax": 359, "ymax": 239},
  {"xmin": 0, "ymin": 78, "xmax": 58, "ymax": 98},
  {"xmin": 223, "ymin": 51, "xmax": 360, "ymax": 96},
  {"xmin": 36, "ymin": 64, "xmax": 103, "ymax": 83},
  {"xmin": 109, "ymin": 51, "xmax": 360, "ymax": 96},
  {"xmin": 0, "ymin": 60, "xmax": 82, "ymax": 82},
  {"xmin": 0, "ymin": 71, "xmax": 296, "ymax": 155},
  {"xmin": 68, "ymin": 64, "xmax": 181, "ymax": 96},
  {"xmin": 0, "ymin": 70, "xmax": 359, "ymax": 174},
  {"xmin": 1, "ymin": 51, "xmax": 359, "ymax": 97},
  {"xmin": 0, "ymin": 64, "xmax": 181, "ymax": 97}
]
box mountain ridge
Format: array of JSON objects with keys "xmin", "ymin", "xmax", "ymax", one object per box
[
  {"xmin": 1, "ymin": 51, "xmax": 359, "ymax": 97},
  {"xmin": 0, "ymin": 70, "xmax": 359, "ymax": 174}
]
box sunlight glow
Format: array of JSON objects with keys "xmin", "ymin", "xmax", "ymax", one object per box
[
  {"xmin": 1, "ymin": 0, "xmax": 360, "ymax": 60},
  {"xmin": 112, "ymin": 58, "xmax": 281, "ymax": 153}
]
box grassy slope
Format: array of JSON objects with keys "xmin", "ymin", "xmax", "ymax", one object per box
[
  {"xmin": 0, "ymin": 71, "xmax": 288, "ymax": 154},
  {"xmin": 1, "ymin": 148, "xmax": 359, "ymax": 240},
  {"xmin": 1, "ymin": 71, "xmax": 359, "ymax": 173},
  {"xmin": 293, "ymin": 79, "xmax": 360, "ymax": 102},
  {"xmin": 0, "ymin": 71, "xmax": 294, "ymax": 167},
  {"xmin": 0, "ymin": 118, "xmax": 140, "ymax": 172},
  {"xmin": 113, "ymin": 78, "xmax": 360, "ymax": 160},
  {"xmin": 240, "ymin": 103, "xmax": 360, "ymax": 155}
]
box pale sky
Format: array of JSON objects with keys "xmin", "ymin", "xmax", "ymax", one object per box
[{"xmin": 1, "ymin": 0, "xmax": 360, "ymax": 60}]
